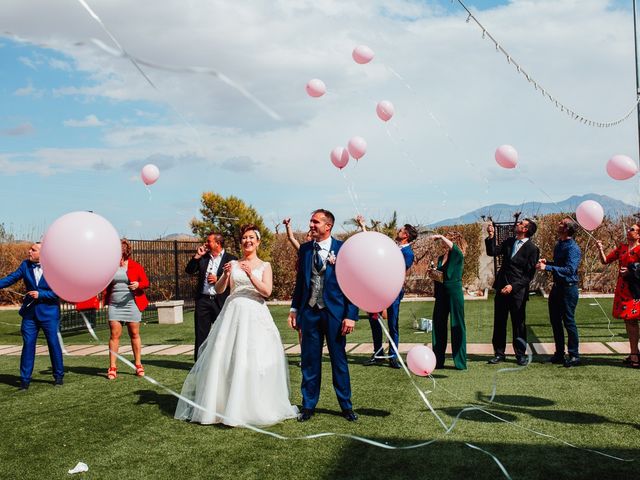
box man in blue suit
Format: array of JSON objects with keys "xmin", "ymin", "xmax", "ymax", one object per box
[
  {"xmin": 363, "ymin": 223, "xmax": 417, "ymax": 369},
  {"xmin": 0, "ymin": 243, "xmax": 64, "ymax": 390},
  {"xmin": 288, "ymin": 209, "xmax": 359, "ymax": 422}
]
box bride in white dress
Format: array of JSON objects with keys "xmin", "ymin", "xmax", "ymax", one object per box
[{"xmin": 175, "ymin": 225, "xmax": 298, "ymax": 427}]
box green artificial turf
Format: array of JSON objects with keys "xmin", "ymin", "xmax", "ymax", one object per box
[
  {"xmin": 0, "ymin": 295, "xmax": 638, "ymax": 479},
  {"xmin": 0, "ymin": 352, "xmax": 637, "ymax": 480}
]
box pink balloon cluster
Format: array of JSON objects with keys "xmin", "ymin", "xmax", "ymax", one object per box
[
  {"xmin": 575, "ymin": 200, "xmax": 604, "ymax": 231},
  {"xmin": 40, "ymin": 212, "xmax": 121, "ymax": 302},
  {"xmin": 606, "ymin": 154, "xmax": 638, "ymax": 180},
  {"xmin": 141, "ymin": 164, "xmax": 160, "ymax": 186},
  {"xmin": 406, "ymin": 345, "xmax": 437, "ymax": 376},
  {"xmin": 335, "ymin": 231, "xmax": 406, "ymax": 312}
]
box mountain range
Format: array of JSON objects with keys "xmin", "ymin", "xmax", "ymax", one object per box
[{"xmin": 429, "ymin": 194, "xmax": 639, "ymax": 227}]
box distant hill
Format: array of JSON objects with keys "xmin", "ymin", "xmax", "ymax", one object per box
[
  {"xmin": 158, "ymin": 233, "xmax": 198, "ymax": 241},
  {"xmin": 430, "ymin": 194, "xmax": 638, "ymax": 227}
]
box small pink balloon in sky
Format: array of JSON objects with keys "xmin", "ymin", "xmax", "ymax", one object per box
[
  {"xmin": 330, "ymin": 147, "xmax": 350, "ymax": 170},
  {"xmin": 305, "ymin": 78, "xmax": 326, "ymax": 98},
  {"xmin": 575, "ymin": 200, "xmax": 604, "ymax": 231},
  {"xmin": 376, "ymin": 100, "xmax": 395, "ymax": 122},
  {"xmin": 606, "ymin": 154, "xmax": 638, "ymax": 180},
  {"xmin": 495, "ymin": 145, "xmax": 518, "ymax": 169},
  {"xmin": 352, "ymin": 45, "xmax": 374, "ymax": 64},
  {"xmin": 141, "ymin": 164, "xmax": 160, "ymax": 186},
  {"xmin": 347, "ymin": 136, "xmax": 367, "ymax": 160}
]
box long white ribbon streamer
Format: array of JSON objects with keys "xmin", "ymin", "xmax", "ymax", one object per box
[{"xmin": 376, "ymin": 318, "xmax": 632, "ymax": 462}]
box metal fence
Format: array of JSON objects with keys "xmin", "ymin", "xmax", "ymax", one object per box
[
  {"xmin": 492, "ymin": 221, "xmax": 517, "ymax": 274},
  {"xmin": 60, "ymin": 239, "xmax": 200, "ymax": 331}
]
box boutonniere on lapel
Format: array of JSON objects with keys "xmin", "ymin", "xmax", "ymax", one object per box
[{"xmin": 327, "ymin": 251, "xmax": 337, "ymax": 265}]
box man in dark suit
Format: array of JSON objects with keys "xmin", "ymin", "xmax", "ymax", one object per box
[
  {"xmin": 185, "ymin": 232, "xmax": 236, "ymax": 361},
  {"xmin": 485, "ymin": 219, "xmax": 540, "ymax": 365},
  {"xmin": 0, "ymin": 242, "xmax": 63, "ymax": 390},
  {"xmin": 288, "ymin": 209, "xmax": 359, "ymax": 422}
]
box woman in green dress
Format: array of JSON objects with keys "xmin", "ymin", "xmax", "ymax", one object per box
[{"xmin": 430, "ymin": 232, "xmax": 467, "ymax": 370}]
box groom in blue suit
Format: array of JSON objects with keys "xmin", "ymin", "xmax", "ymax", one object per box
[
  {"xmin": 0, "ymin": 243, "xmax": 64, "ymax": 390},
  {"xmin": 289, "ymin": 209, "xmax": 359, "ymax": 422}
]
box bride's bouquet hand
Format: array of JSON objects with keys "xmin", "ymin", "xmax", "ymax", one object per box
[{"xmin": 238, "ymin": 261, "xmax": 252, "ymax": 277}]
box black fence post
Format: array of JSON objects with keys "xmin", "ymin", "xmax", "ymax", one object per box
[{"xmin": 174, "ymin": 240, "xmax": 179, "ymax": 300}]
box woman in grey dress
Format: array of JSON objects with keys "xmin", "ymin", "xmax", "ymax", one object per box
[{"xmin": 103, "ymin": 239, "xmax": 149, "ymax": 379}]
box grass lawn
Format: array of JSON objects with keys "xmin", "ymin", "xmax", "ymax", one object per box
[{"xmin": 0, "ymin": 296, "xmax": 637, "ymax": 479}]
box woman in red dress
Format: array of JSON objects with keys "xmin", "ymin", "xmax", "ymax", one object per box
[{"xmin": 597, "ymin": 224, "xmax": 640, "ymax": 368}]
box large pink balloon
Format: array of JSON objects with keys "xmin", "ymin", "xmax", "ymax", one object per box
[
  {"xmin": 376, "ymin": 101, "xmax": 394, "ymax": 122},
  {"xmin": 335, "ymin": 232, "xmax": 405, "ymax": 312},
  {"xmin": 141, "ymin": 164, "xmax": 160, "ymax": 185},
  {"xmin": 330, "ymin": 147, "xmax": 349, "ymax": 170},
  {"xmin": 495, "ymin": 145, "xmax": 518, "ymax": 169},
  {"xmin": 40, "ymin": 212, "xmax": 121, "ymax": 302},
  {"xmin": 348, "ymin": 136, "xmax": 367, "ymax": 160},
  {"xmin": 575, "ymin": 200, "xmax": 604, "ymax": 231},
  {"xmin": 352, "ymin": 45, "xmax": 374, "ymax": 64},
  {"xmin": 406, "ymin": 345, "xmax": 437, "ymax": 376},
  {"xmin": 305, "ymin": 78, "xmax": 326, "ymax": 98},
  {"xmin": 606, "ymin": 154, "xmax": 638, "ymax": 180}
]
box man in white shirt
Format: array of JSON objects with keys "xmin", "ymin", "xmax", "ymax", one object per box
[{"xmin": 185, "ymin": 233, "xmax": 236, "ymax": 361}]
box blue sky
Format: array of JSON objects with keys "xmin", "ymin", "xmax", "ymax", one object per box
[{"xmin": 1, "ymin": 0, "xmax": 639, "ymax": 239}]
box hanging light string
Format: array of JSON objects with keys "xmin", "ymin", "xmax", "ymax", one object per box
[{"xmin": 453, "ymin": 0, "xmax": 640, "ymax": 128}]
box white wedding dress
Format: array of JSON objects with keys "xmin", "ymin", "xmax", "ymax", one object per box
[{"xmin": 174, "ymin": 261, "xmax": 298, "ymax": 427}]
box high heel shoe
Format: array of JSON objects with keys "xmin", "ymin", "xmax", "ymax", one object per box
[
  {"xmin": 135, "ymin": 364, "xmax": 145, "ymax": 377},
  {"xmin": 107, "ymin": 367, "xmax": 117, "ymax": 380}
]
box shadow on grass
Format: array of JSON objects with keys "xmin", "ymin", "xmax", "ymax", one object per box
[
  {"xmin": 0, "ymin": 373, "xmax": 50, "ymax": 387},
  {"xmin": 143, "ymin": 358, "xmax": 193, "ymax": 371},
  {"xmin": 134, "ymin": 389, "xmax": 178, "ymax": 417},
  {"xmin": 60, "ymin": 365, "xmax": 105, "ymax": 379},
  {"xmin": 322, "ymin": 437, "xmax": 638, "ymax": 480}
]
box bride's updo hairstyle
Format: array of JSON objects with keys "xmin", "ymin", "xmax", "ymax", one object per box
[{"xmin": 240, "ymin": 224, "xmax": 261, "ymax": 241}]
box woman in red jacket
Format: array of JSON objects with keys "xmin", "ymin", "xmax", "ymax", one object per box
[{"xmin": 103, "ymin": 239, "xmax": 149, "ymax": 379}]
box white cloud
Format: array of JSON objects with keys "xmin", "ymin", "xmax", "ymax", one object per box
[
  {"xmin": 63, "ymin": 114, "xmax": 106, "ymax": 127},
  {"xmin": 0, "ymin": 123, "xmax": 34, "ymax": 136},
  {"xmin": 13, "ymin": 80, "xmax": 44, "ymax": 97}
]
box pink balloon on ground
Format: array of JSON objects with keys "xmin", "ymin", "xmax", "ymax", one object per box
[
  {"xmin": 376, "ymin": 101, "xmax": 395, "ymax": 122},
  {"xmin": 305, "ymin": 78, "xmax": 326, "ymax": 98},
  {"xmin": 495, "ymin": 145, "xmax": 518, "ymax": 169},
  {"xmin": 352, "ymin": 45, "xmax": 374, "ymax": 64},
  {"xmin": 330, "ymin": 147, "xmax": 350, "ymax": 169},
  {"xmin": 141, "ymin": 164, "xmax": 160, "ymax": 185},
  {"xmin": 347, "ymin": 136, "xmax": 367, "ymax": 160},
  {"xmin": 606, "ymin": 154, "xmax": 638, "ymax": 180},
  {"xmin": 575, "ymin": 200, "xmax": 604, "ymax": 231},
  {"xmin": 406, "ymin": 345, "xmax": 437, "ymax": 376},
  {"xmin": 335, "ymin": 231, "xmax": 406, "ymax": 312},
  {"xmin": 40, "ymin": 211, "xmax": 121, "ymax": 302}
]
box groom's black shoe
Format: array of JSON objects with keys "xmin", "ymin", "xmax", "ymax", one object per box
[
  {"xmin": 487, "ymin": 355, "xmax": 506, "ymax": 365},
  {"xmin": 341, "ymin": 409, "xmax": 358, "ymax": 422},
  {"xmin": 297, "ymin": 408, "xmax": 314, "ymax": 422}
]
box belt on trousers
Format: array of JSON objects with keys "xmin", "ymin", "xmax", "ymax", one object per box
[
  {"xmin": 554, "ymin": 281, "xmax": 577, "ymax": 287},
  {"xmin": 199, "ymin": 293, "xmax": 217, "ymax": 300}
]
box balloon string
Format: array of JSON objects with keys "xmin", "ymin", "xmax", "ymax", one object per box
[
  {"xmin": 145, "ymin": 185, "xmax": 153, "ymax": 201},
  {"xmin": 384, "ymin": 64, "xmax": 491, "ymax": 197},
  {"xmin": 340, "ymin": 169, "xmax": 362, "ymax": 217},
  {"xmin": 74, "ymin": 313, "xmax": 487, "ymax": 460},
  {"xmin": 376, "ymin": 318, "xmax": 632, "ymax": 462}
]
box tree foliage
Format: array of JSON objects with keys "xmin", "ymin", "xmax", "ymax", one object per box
[{"xmin": 190, "ymin": 192, "xmax": 273, "ymax": 259}]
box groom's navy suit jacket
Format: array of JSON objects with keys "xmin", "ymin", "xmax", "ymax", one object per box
[
  {"xmin": 291, "ymin": 238, "xmax": 359, "ymax": 324},
  {"xmin": 0, "ymin": 260, "xmax": 60, "ymax": 321}
]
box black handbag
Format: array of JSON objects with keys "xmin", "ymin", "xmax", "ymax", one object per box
[{"xmin": 624, "ymin": 263, "xmax": 640, "ymax": 299}]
